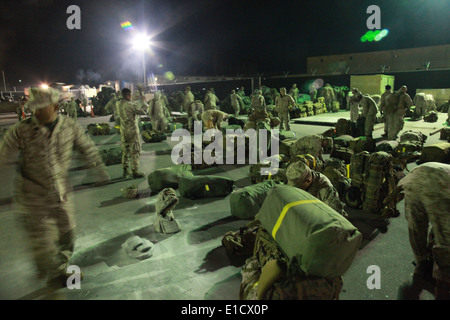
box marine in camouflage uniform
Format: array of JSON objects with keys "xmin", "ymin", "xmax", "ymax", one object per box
[
  {"xmin": 275, "ymin": 87, "xmax": 295, "ymax": 131},
  {"xmin": 230, "ymin": 90, "xmax": 242, "ymax": 117},
  {"xmin": 386, "ymin": 86, "xmax": 413, "ymax": 140},
  {"xmin": 202, "ymin": 109, "xmax": 229, "ymax": 130},
  {"xmin": 187, "ymin": 100, "xmax": 204, "ymax": 133},
  {"xmin": 204, "ymin": 88, "xmax": 220, "ymax": 111},
  {"xmin": 0, "ymin": 87, "xmax": 110, "ymax": 288},
  {"xmin": 66, "ymin": 97, "xmax": 78, "ymax": 120},
  {"xmin": 348, "ymin": 88, "xmax": 361, "ymax": 123},
  {"xmin": 290, "ymin": 134, "xmax": 333, "ymax": 162},
  {"xmin": 104, "ymin": 93, "xmax": 121, "ymax": 125},
  {"xmin": 398, "ymin": 162, "xmax": 450, "ymax": 299},
  {"xmin": 379, "ymin": 85, "xmax": 392, "ymax": 138},
  {"xmin": 289, "ymin": 83, "xmax": 299, "ymax": 104},
  {"xmin": 149, "ymin": 90, "xmax": 171, "ymax": 132},
  {"xmin": 359, "ymin": 94, "xmax": 378, "ymax": 138},
  {"xmin": 183, "ymin": 86, "xmax": 195, "ymax": 113},
  {"xmin": 117, "ymin": 88, "xmax": 149, "ymax": 178},
  {"xmin": 240, "ymin": 226, "xmax": 343, "ymax": 300},
  {"xmin": 286, "ymin": 161, "xmax": 347, "ymax": 217},
  {"xmin": 244, "ymin": 90, "xmax": 269, "ymax": 130}
]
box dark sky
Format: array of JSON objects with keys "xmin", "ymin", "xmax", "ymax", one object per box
[{"xmin": 0, "ymin": 0, "xmax": 449, "ymax": 88}]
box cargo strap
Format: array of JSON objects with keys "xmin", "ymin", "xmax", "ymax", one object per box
[
  {"xmin": 299, "ymin": 154, "xmax": 316, "ymax": 170},
  {"xmin": 272, "ymin": 200, "xmax": 321, "ymax": 240}
]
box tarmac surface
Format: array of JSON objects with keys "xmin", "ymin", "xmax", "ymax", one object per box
[{"xmin": 0, "ymin": 110, "xmax": 448, "ymax": 300}]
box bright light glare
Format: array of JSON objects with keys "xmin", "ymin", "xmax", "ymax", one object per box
[
  {"xmin": 40, "ymin": 84, "xmax": 49, "ymax": 89},
  {"xmin": 133, "ymin": 33, "xmax": 151, "ymax": 51}
]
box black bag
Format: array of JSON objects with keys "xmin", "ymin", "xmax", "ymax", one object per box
[
  {"xmin": 330, "ymin": 146, "xmax": 354, "ymax": 164},
  {"xmin": 356, "ymin": 117, "xmax": 366, "ymax": 137}
]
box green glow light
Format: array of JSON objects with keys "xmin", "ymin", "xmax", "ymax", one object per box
[{"xmin": 360, "ymin": 28, "xmax": 389, "ymax": 42}]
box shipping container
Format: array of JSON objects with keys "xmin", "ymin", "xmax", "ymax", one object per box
[{"xmin": 350, "ymin": 74, "xmax": 395, "ymax": 95}]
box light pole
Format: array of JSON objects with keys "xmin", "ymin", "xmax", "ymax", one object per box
[{"xmin": 132, "ymin": 32, "xmax": 151, "ymax": 87}]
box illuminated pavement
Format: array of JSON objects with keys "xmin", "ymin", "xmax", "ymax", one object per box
[{"xmin": 0, "ymin": 111, "xmax": 447, "ymax": 300}]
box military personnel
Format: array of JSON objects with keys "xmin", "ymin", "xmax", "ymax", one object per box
[
  {"xmin": 149, "ymin": 90, "xmax": 171, "ymax": 132},
  {"xmin": 202, "ymin": 109, "xmax": 229, "ymax": 130},
  {"xmin": 237, "ymin": 86, "xmax": 246, "ymax": 98},
  {"xmin": 104, "ymin": 93, "xmax": 121, "ymax": 125},
  {"xmin": 204, "ymin": 88, "xmax": 220, "ymax": 111},
  {"xmin": 187, "ymin": 100, "xmax": 204, "ymax": 133},
  {"xmin": 290, "ymin": 134, "xmax": 333, "ymax": 162},
  {"xmin": 0, "ymin": 87, "xmax": 110, "ymax": 289},
  {"xmin": 397, "ymin": 162, "xmax": 450, "ymax": 299},
  {"xmin": 182, "ymin": 86, "xmax": 195, "ymax": 113},
  {"xmin": 275, "ymin": 87, "xmax": 296, "ymax": 131},
  {"xmin": 309, "ymin": 87, "xmax": 317, "ymax": 102},
  {"xmin": 387, "ymin": 85, "xmax": 413, "ymax": 140},
  {"xmin": 379, "ymin": 85, "xmax": 392, "ymax": 138},
  {"xmin": 286, "ymin": 161, "xmax": 347, "ymax": 217},
  {"xmin": 348, "ymin": 88, "xmax": 361, "ymax": 123},
  {"xmin": 359, "ymin": 94, "xmax": 378, "ymax": 138},
  {"xmin": 16, "ymin": 96, "xmax": 27, "ymax": 121},
  {"xmin": 230, "ymin": 90, "xmax": 243, "ymax": 117},
  {"xmin": 289, "ymin": 83, "xmax": 299, "ymax": 104},
  {"xmin": 66, "ymin": 97, "xmax": 78, "ymax": 120},
  {"xmin": 251, "ymin": 89, "xmax": 266, "ymax": 112},
  {"xmin": 117, "ymin": 88, "xmax": 149, "ymax": 178}
]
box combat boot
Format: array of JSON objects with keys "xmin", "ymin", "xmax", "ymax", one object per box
[
  {"xmin": 123, "ymin": 167, "xmax": 131, "ymax": 178},
  {"xmin": 132, "ymin": 170, "xmax": 145, "ymax": 179}
]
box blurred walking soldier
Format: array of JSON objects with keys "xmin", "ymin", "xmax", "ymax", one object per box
[
  {"xmin": 183, "ymin": 86, "xmax": 195, "ymax": 113},
  {"xmin": 348, "ymin": 88, "xmax": 361, "ymax": 123},
  {"xmin": 230, "ymin": 90, "xmax": 242, "ymax": 117},
  {"xmin": 379, "ymin": 85, "xmax": 392, "ymax": 138},
  {"xmin": 0, "ymin": 87, "xmax": 110, "ymax": 289},
  {"xmin": 275, "ymin": 87, "xmax": 295, "ymax": 131},
  {"xmin": 118, "ymin": 88, "xmax": 148, "ymax": 178},
  {"xmin": 149, "ymin": 90, "xmax": 171, "ymax": 132},
  {"xmin": 187, "ymin": 100, "xmax": 204, "ymax": 133},
  {"xmin": 204, "ymin": 88, "xmax": 220, "ymax": 111},
  {"xmin": 66, "ymin": 97, "xmax": 78, "ymax": 120}
]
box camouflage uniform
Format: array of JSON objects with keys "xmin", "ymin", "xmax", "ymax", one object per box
[
  {"xmin": 0, "ymin": 114, "xmax": 108, "ymax": 282},
  {"xmin": 204, "ymin": 90, "xmax": 220, "ymax": 111},
  {"xmin": 149, "ymin": 91, "xmax": 171, "ymax": 132},
  {"xmin": 230, "ymin": 92, "xmax": 242, "ymax": 117},
  {"xmin": 66, "ymin": 99, "xmax": 78, "ymax": 119},
  {"xmin": 237, "ymin": 87, "xmax": 246, "ymax": 98},
  {"xmin": 289, "ymin": 84, "xmax": 299, "ymax": 103},
  {"xmin": 275, "ymin": 89, "xmax": 295, "ymax": 131},
  {"xmin": 202, "ymin": 109, "xmax": 228, "ymax": 130},
  {"xmin": 309, "ymin": 88, "xmax": 317, "ymax": 102},
  {"xmin": 117, "ymin": 97, "xmax": 148, "ymax": 174},
  {"xmin": 183, "ymin": 87, "xmax": 195, "ymax": 113},
  {"xmin": 188, "ymin": 100, "xmax": 204, "ymax": 132},
  {"xmin": 391, "ymin": 91, "xmax": 413, "ymax": 140},
  {"xmin": 286, "ymin": 161, "xmax": 346, "ymax": 216},
  {"xmin": 290, "ymin": 134, "xmax": 332, "ymax": 162},
  {"xmin": 360, "ymin": 95, "xmax": 378, "ymax": 137},
  {"xmin": 398, "ymin": 162, "xmax": 450, "ymax": 298},
  {"xmin": 379, "ymin": 90, "xmax": 392, "ymax": 136},
  {"xmin": 348, "ymin": 92, "xmax": 360, "ymax": 122}
]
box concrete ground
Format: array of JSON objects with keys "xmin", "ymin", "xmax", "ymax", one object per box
[{"xmin": 0, "ymin": 110, "xmax": 448, "ymax": 300}]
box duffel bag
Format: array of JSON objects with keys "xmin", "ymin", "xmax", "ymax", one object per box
[
  {"xmin": 178, "ymin": 175, "xmax": 235, "ymax": 199},
  {"xmin": 147, "ymin": 165, "xmax": 193, "ymax": 192},
  {"xmin": 230, "ymin": 181, "xmax": 281, "ymax": 219},
  {"xmin": 258, "ymin": 185, "xmax": 362, "ymax": 278},
  {"xmin": 418, "ymin": 142, "xmax": 450, "ymax": 164}
]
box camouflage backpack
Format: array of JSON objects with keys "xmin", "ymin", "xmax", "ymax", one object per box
[
  {"xmin": 362, "ymin": 152, "xmax": 397, "ymax": 214},
  {"xmin": 349, "ymin": 151, "xmax": 370, "ymax": 189},
  {"xmin": 424, "ymin": 111, "xmax": 438, "ymax": 123},
  {"xmin": 335, "ymin": 118, "xmax": 357, "ymax": 137}
]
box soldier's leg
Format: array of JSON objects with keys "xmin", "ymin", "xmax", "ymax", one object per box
[
  {"xmin": 130, "ymin": 136, "xmax": 144, "ymax": 177},
  {"xmin": 121, "ymin": 135, "xmax": 131, "ymax": 177},
  {"xmin": 285, "ymin": 112, "xmax": 290, "ymax": 131},
  {"xmin": 279, "ymin": 113, "xmax": 285, "ymax": 131},
  {"xmin": 405, "ymin": 195, "xmax": 431, "ymax": 267},
  {"xmin": 365, "ymin": 116, "xmax": 374, "ymax": 137}
]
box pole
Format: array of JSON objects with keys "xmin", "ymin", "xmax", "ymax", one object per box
[
  {"xmin": 2, "ymin": 70, "xmax": 6, "ymax": 91},
  {"xmin": 142, "ymin": 51, "xmax": 146, "ymax": 87}
]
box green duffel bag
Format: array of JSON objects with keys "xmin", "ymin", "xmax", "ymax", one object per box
[
  {"xmin": 418, "ymin": 142, "xmax": 450, "ymax": 164},
  {"xmin": 258, "ymin": 185, "xmax": 362, "ymax": 278},
  {"xmin": 278, "ymin": 130, "xmax": 297, "ymax": 141},
  {"xmin": 99, "ymin": 147, "xmax": 122, "ymax": 166},
  {"xmin": 147, "ymin": 165, "xmax": 193, "ymax": 192},
  {"xmin": 178, "ymin": 175, "xmax": 235, "ymax": 199},
  {"xmin": 230, "ymin": 180, "xmax": 282, "ymax": 220}
]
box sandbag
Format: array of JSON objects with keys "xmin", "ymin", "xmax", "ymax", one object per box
[
  {"xmin": 230, "ymin": 180, "xmax": 281, "ymax": 219},
  {"xmin": 147, "ymin": 165, "xmax": 193, "ymax": 192},
  {"xmin": 178, "ymin": 175, "xmax": 235, "ymax": 199},
  {"xmin": 418, "ymin": 142, "xmax": 450, "ymax": 164},
  {"xmin": 258, "ymin": 185, "xmax": 362, "ymax": 278}
]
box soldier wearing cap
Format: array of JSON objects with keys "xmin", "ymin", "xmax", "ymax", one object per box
[
  {"xmin": 0, "ymin": 87, "xmax": 110, "ymax": 290},
  {"xmin": 183, "ymin": 86, "xmax": 195, "ymax": 113},
  {"xmin": 204, "ymin": 88, "xmax": 220, "ymax": 111},
  {"xmin": 275, "ymin": 87, "xmax": 296, "ymax": 131},
  {"xmin": 117, "ymin": 88, "xmax": 148, "ymax": 178},
  {"xmin": 286, "ymin": 161, "xmax": 347, "ymax": 217}
]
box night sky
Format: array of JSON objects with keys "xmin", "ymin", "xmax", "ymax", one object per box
[{"xmin": 1, "ymin": 0, "xmax": 449, "ymax": 88}]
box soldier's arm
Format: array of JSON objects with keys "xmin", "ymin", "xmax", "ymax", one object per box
[
  {"xmin": 319, "ymin": 187, "xmax": 346, "ymax": 216},
  {"xmin": 131, "ymin": 100, "xmax": 149, "ymax": 115},
  {"xmin": 72, "ymin": 122, "xmax": 110, "ymax": 183},
  {"xmin": 0, "ymin": 123, "xmax": 21, "ymax": 166}
]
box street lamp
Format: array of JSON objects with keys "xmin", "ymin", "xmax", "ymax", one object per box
[{"xmin": 132, "ymin": 32, "xmax": 151, "ymax": 87}]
